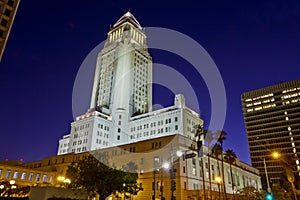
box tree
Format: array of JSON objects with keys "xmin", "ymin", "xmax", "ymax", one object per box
[
  {"xmin": 66, "ymin": 155, "xmax": 141, "ymax": 200},
  {"xmin": 215, "ymin": 130, "xmax": 227, "ymax": 200},
  {"xmin": 193, "ymin": 124, "xmax": 206, "ymax": 200},
  {"xmin": 212, "ymin": 143, "xmax": 223, "ymax": 198},
  {"xmin": 0, "ymin": 179, "xmax": 30, "ymax": 197},
  {"xmin": 224, "ymin": 149, "xmax": 237, "ymax": 200},
  {"xmin": 236, "ymin": 186, "xmax": 264, "ymax": 200},
  {"xmin": 205, "ymin": 130, "xmax": 214, "ymax": 200},
  {"xmin": 121, "ymin": 162, "xmax": 143, "ymax": 199},
  {"xmin": 271, "ymin": 184, "xmax": 293, "ymax": 200},
  {"xmin": 211, "ymin": 144, "xmax": 223, "ymax": 178}
]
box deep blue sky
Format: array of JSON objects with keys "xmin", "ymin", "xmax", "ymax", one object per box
[{"xmin": 1, "ymin": 0, "xmax": 300, "ymax": 164}]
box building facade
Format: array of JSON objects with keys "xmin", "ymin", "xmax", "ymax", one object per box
[
  {"xmin": 0, "ymin": 0, "xmax": 19, "ymax": 61},
  {"xmin": 30, "ymin": 135, "xmax": 262, "ymax": 200},
  {"xmin": 0, "ymin": 160, "xmax": 56, "ymax": 187},
  {"xmin": 57, "ymin": 12, "xmax": 204, "ymax": 155},
  {"xmin": 242, "ymin": 79, "xmax": 300, "ymax": 184}
]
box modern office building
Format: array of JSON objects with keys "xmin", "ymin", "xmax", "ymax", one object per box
[
  {"xmin": 242, "ymin": 79, "xmax": 300, "ymax": 185},
  {"xmin": 57, "ymin": 11, "xmax": 204, "ymax": 155},
  {"xmin": 0, "ymin": 0, "xmax": 20, "ymax": 61}
]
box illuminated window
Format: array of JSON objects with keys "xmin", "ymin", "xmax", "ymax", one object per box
[
  {"xmin": 43, "ymin": 174, "xmax": 47, "ymax": 182},
  {"xmin": 13, "ymin": 171, "xmax": 18, "ymax": 179},
  {"xmin": 5, "ymin": 170, "xmax": 11, "ymax": 179},
  {"xmin": 21, "ymin": 172, "xmax": 26, "ymax": 180},
  {"xmin": 28, "ymin": 172, "xmax": 34, "ymax": 181},
  {"xmin": 36, "ymin": 173, "xmax": 40, "ymax": 181}
]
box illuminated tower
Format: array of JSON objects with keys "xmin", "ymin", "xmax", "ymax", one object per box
[
  {"xmin": 90, "ymin": 11, "xmax": 152, "ymax": 117},
  {"xmin": 58, "ymin": 12, "xmax": 203, "ymax": 156}
]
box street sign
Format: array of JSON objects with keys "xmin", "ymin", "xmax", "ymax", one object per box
[{"xmin": 184, "ymin": 152, "xmax": 196, "ymax": 159}]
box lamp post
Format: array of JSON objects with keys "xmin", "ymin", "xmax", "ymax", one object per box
[
  {"xmin": 263, "ymin": 157, "xmax": 272, "ymax": 193},
  {"xmin": 215, "ymin": 176, "xmax": 222, "ymax": 200},
  {"xmin": 272, "ymin": 152, "xmax": 297, "ymax": 200}
]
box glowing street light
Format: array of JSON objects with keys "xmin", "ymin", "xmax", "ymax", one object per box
[
  {"xmin": 176, "ymin": 150, "xmax": 183, "ymax": 157},
  {"xmin": 272, "ymin": 152, "xmax": 280, "ymax": 159},
  {"xmin": 57, "ymin": 176, "xmax": 65, "ymax": 181},
  {"xmin": 63, "ymin": 179, "xmax": 71, "ymax": 184},
  {"xmin": 162, "ymin": 162, "xmax": 170, "ymax": 170},
  {"xmin": 215, "ymin": 176, "xmax": 222, "ymax": 183},
  {"xmin": 215, "ymin": 176, "xmax": 222, "ymax": 200},
  {"xmin": 9, "ymin": 180, "xmax": 15, "ymax": 185}
]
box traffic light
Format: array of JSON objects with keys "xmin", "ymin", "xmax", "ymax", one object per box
[
  {"xmin": 171, "ymin": 180, "xmax": 176, "ymax": 191},
  {"xmin": 265, "ymin": 193, "xmax": 273, "ymax": 200},
  {"xmin": 170, "ymin": 168, "xmax": 176, "ymax": 179}
]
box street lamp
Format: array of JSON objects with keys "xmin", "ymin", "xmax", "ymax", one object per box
[
  {"xmin": 57, "ymin": 176, "xmax": 71, "ymax": 188},
  {"xmin": 263, "ymin": 157, "xmax": 272, "ymax": 193},
  {"xmin": 272, "ymin": 152, "xmax": 297, "ymax": 200},
  {"xmin": 262, "ymin": 152, "xmax": 280, "ymax": 193},
  {"xmin": 215, "ymin": 176, "xmax": 222, "ymax": 200}
]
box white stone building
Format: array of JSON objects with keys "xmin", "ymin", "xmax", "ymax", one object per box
[{"xmin": 57, "ymin": 12, "xmax": 203, "ymax": 155}]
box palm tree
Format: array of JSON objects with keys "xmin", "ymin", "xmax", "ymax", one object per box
[
  {"xmin": 212, "ymin": 144, "xmax": 223, "ymax": 178},
  {"xmin": 205, "ymin": 129, "xmax": 214, "ymax": 200},
  {"xmin": 224, "ymin": 149, "xmax": 237, "ymax": 200},
  {"xmin": 193, "ymin": 124, "xmax": 206, "ymax": 199},
  {"xmin": 212, "ymin": 144, "xmax": 223, "ymax": 199},
  {"xmin": 216, "ymin": 130, "xmax": 228, "ymax": 200}
]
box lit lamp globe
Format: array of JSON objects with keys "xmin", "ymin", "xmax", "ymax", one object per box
[
  {"xmin": 176, "ymin": 151, "xmax": 183, "ymax": 157},
  {"xmin": 215, "ymin": 176, "xmax": 222, "ymax": 184},
  {"xmin": 162, "ymin": 162, "xmax": 170, "ymax": 169},
  {"xmin": 272, "ymin": 152, "xmax": 280, "ymax": 159}
]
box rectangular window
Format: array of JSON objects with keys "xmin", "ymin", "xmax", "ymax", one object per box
[
  {"xmin": 183, "ymin": 166, "xmax": 186, "ymax": 173},
  {"xmin": 192, "ymin": 167, "xmax": 196, "ymax": 176},
  {"xmin": 5, "ymin": 170, "xmax": 11, "ymax": 179},
  {"xmin": 1, "ymin": 19, "xmax": 8, "ymax": 27},
  {"xmin": 227, "ymin": 171, "xmax": 231, "ymax": 184},
  {"xmin": 7, "ymin": 0, "xmax": 14, "ymax": 7},
  {"xmin": 49, "ymin": 175, "xmax": 53, "ymax": 183},
  {"xmin": 28, "ymin": 172, "xmax": 34, "ymax": 181},
  {"xmin": 0, "ymin": 29, "xmax": 4, "ymax": 37},
  {"xmin": 4, "ymin": 9, "xmax": 11, "ymax": 17},
  {"xmin": 175, "ymin": 125, "xmax": 178, "ymax": 130},
  {"xmin": 0, "ymin": 169, "xmax": 2, "ymax": 177},
  {"xmin": 36, "ymin": 173, "xmax": 41, "ymax": 182},
  {"xmin": 117, "ymin": 135, "xmax": 120, "ymax": 140},
  {"xmin": 21, "ymin": 172, "xmax": 26, "ymax": 180}
]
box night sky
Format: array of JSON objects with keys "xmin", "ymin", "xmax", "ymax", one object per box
[{"xmin": 1, "ymin": 0, "xmax": 300, "ymax": 164}]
